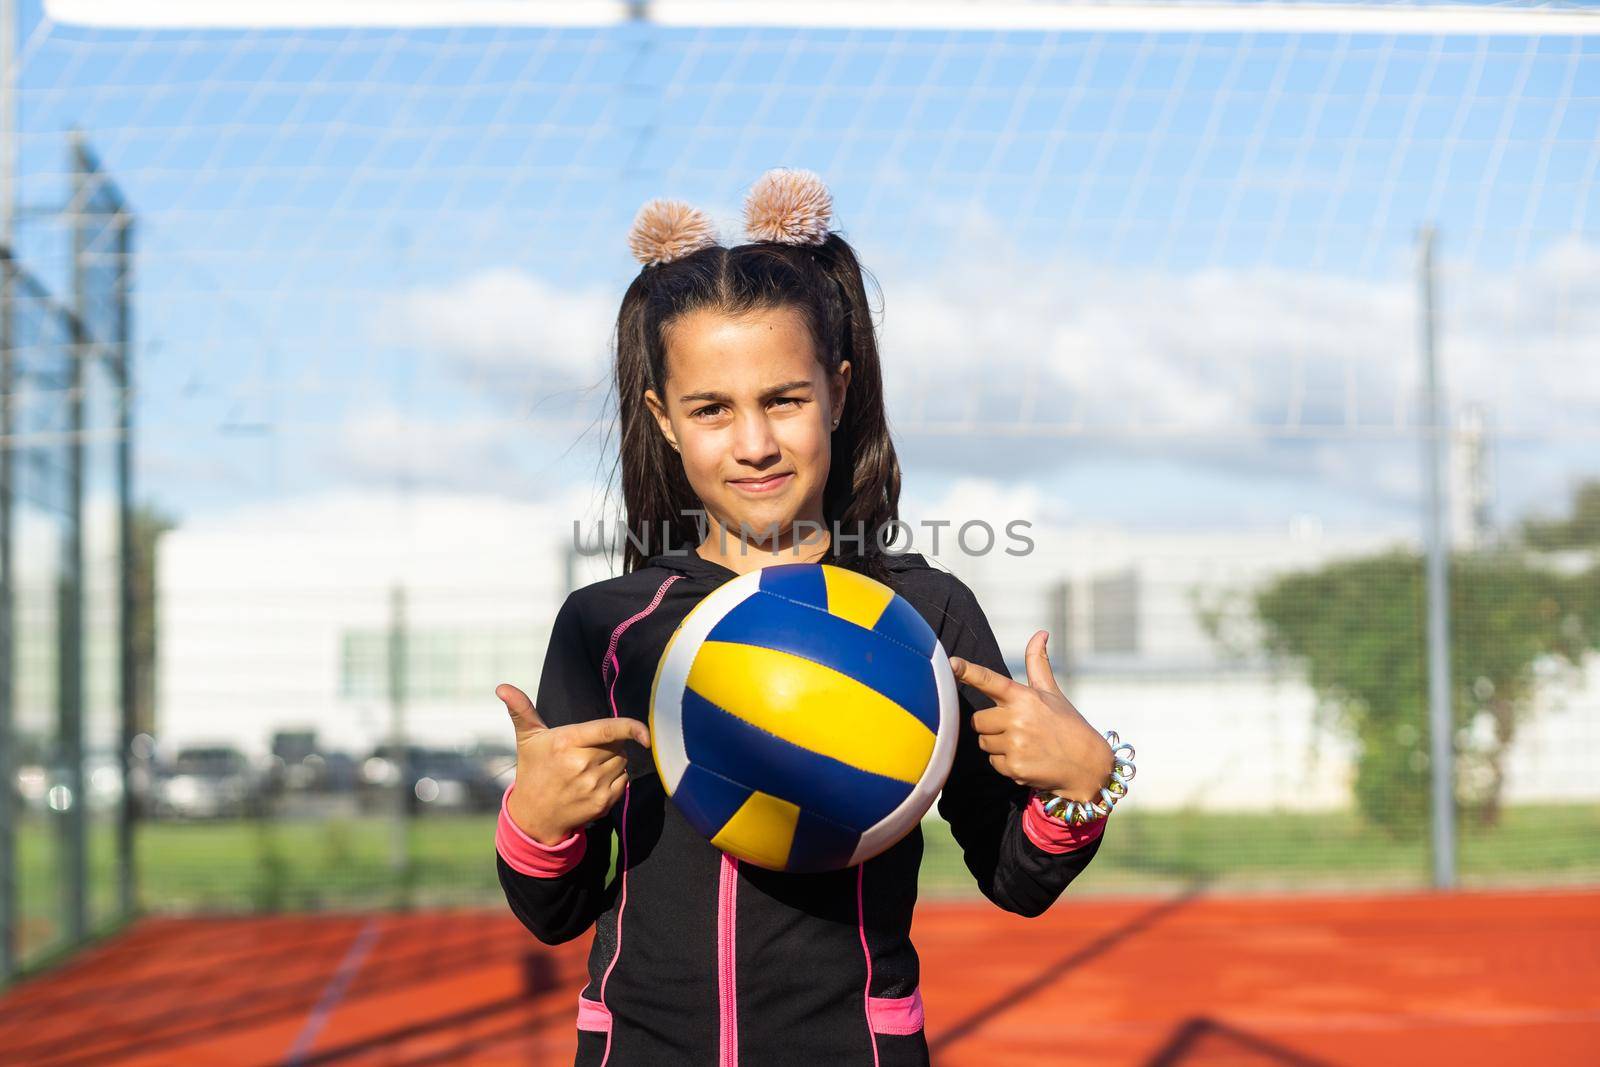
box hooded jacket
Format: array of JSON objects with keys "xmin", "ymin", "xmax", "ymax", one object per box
[{"xmin": 495, "ymin": 548, "xmax": 1108, "ymax": 1067}]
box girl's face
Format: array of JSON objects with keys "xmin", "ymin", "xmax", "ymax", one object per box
[{"xmin": 644, "ymin": 305, "xmax": 850, "ymax": 557}]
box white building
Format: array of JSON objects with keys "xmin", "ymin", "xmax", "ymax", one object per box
[{"xmin": 156, "ymin": 490, "xmax": 1599, "ymax": 812}]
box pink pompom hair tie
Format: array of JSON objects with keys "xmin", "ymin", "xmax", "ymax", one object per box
[
  {"xmin": 743, "ymin": 167, "xmax": 833, "ymax": 246},
  {"xmin": 626, "ymin": 198, "xmax": 719, "ymax": 266}
]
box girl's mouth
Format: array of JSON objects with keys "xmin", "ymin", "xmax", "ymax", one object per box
[{"xmin": 729, "ymin": 472, "xmax": 793, "ymax": 494}]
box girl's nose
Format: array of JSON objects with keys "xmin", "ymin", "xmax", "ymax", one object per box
[{"xmin": 730, "ymin": 411, "xmax": 781, "ymax": 466}]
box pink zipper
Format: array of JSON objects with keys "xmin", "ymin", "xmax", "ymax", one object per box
[
  {"xmin": 858, "ymin": 863, "xmax": 881, "ymax": 1066},
  {"xmin": 596, "ymin": 575, "xmax": 678, "ymax": 1067},
  {"xmin": 717, "ymin": 853, "xmax": 740, "ymax": 1066}
]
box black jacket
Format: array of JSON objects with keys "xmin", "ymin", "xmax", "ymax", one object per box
[{"xmin": 497, "ymin": 549, "xmax": 1106, "ymax": 1066}]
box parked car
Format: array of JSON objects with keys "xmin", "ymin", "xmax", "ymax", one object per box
[
  {"xmin": 263, "ymin": 729, "xmax": 323, "ymax": 794},
  {"xmin": 83, "ymin": 748, "xmax": 124, "ymax": 812},
  {"xmin": 153, "ymin": 745, "xmax": 260, "ymax": 820},
  {"xmin": 319, "ymin": 751, "xmax": 360, "ymax": 793},
  {"xmin": 12, "ymin": 750, "xmax": 124, "ymax": 814},
  {"xmin": 262, "ymin": 729, "xmax": 358, "ymax": 797},
  {"xmin": 359, "ymin": 744, "xmax": 499, "ymax": 815},
  {"xmin": 466, "ymin": 740, "xmax": 517, "ymax": 794},
  {"xmin": 13, "ymin": 764, "xmax": 47, "ymax": 811}
]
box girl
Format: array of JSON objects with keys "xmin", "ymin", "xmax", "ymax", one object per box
[{"xmin": 494, "ymin": 169, "xmax": 1127, "ymax": 1067}]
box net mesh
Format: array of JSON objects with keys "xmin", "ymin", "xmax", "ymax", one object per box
[{"xmin": 3, "ymin": 2, "xmax": 1596, "ymax": 939}]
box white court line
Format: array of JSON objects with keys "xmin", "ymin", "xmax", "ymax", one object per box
[{"xmin": 283, "ymin": 917, "xmax": 383, "ymax": 1066}]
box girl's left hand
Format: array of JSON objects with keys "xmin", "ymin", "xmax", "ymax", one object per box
[{"xmin": 949, "ymin": 630, "xmax": 1115, "ymax": 804}]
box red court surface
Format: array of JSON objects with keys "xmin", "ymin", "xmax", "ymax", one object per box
[{"xmin": 2, "ymin": 887, "xmax": 1596, "ymax": 1065}]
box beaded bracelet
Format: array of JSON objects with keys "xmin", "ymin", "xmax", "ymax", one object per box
[{"xmin": 1034, "ymin": 729, "xmax": 1136, "ymax": 826}]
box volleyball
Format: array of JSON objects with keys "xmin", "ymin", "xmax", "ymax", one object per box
[{"xmin": 649, "ymin": 562, "xmax": 958, "ymax": 873}]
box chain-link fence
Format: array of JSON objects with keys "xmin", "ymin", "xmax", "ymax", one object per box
[
  {"xmin": 1, "ymin": 137, "xmax": 134, "ymax": 981},
  {"xmin": 1, "ymin": 3, "xmax": 1597, "ymax": 985}
]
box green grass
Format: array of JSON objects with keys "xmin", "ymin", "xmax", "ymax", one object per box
[
  {"xmin": 920, "ymin": 801, "xmax": 1600, "ymax": 897},
  {"xmin": 11, "ymin": 803, "xmax": 1598, "ymax": 936},
  {"xmin": 132, "ymin": 814, "xmax": 508, "ymax": 911},
  {"xmin": 11, "ymin": 815, "xmax": 128, "ymax": 967}
]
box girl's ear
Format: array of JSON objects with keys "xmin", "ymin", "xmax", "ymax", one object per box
[
  {"xmin": 830, "ymin": 360, "xmax": 852, "ymax": 429},
  {"xmin": 643, "ymin": 388, "xmax": 681, "ymax": 453}
]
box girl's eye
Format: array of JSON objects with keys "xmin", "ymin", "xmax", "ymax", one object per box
[{"xmin": 691, "ymin": 398, "xmax": 801, "ymax": 419}]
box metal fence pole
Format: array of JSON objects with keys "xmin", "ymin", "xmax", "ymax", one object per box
[
  {"xmin": 0, "ymin": 0, "xmax": 17, "ymax": 988},
  {"xmin": 115, "ymin": 211, "xmax": 136, "ymax": 919},
  {"xmin": 0, "ymin": 254, "xmax": 16, "ymax": 989},
  {"xmin": 388, "ymin": 583, "xmax": 411, "ymax": 900},
  {"xmin": 1418, "ymin": 225, "xmax": 1457, "ymax": 890},
  {"xmin": 1048, "ymin": 577, "xmax": 1072, "ymax": 682},
  {"xmin": 59, "ymin": 133, "xmax": 87, "ymax": 944}
]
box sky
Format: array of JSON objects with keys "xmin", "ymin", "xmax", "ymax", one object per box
[{"xmin": 8, "ymin": 0, "xmax": 1599, "ymax": 545}]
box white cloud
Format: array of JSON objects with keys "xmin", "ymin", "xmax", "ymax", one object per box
[
  {"xmin": 902, "ymin": 475, "xmax": 1048, "ymax": 522},
  {"xmin": 371, "ymin": 267, "xmax": 617, "ymax": 392},
  {"xmin": 349, "ymin": 239, "xmax": 1597, "ymax": 526},
  {"xmin": 880, "ymin": 234, "xmax": 1598, "ymax": 436},
  {"xmin": 324, "ymin": 405, "xmax": 509, "ymax": 490},
  {"xmin": 370, "ymin": 237, "xmax": 1599, "ymax": 441}
]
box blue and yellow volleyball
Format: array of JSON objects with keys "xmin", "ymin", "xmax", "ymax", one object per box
[{"xmin": 649, "ymin": 562, "xmax": 958, "ymax": 873}]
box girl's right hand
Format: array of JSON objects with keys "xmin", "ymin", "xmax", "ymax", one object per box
[{"xmin": 496, "ymin": 682, "xmax": 651, "ymax": 846}]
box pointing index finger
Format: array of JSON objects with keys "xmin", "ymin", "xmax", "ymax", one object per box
[
  {"xmin": 560, "ymin": 716, "xmax": 651, "ymax": 750},
  {"xmin": 948, "ymin": 656, "xmax": 1021, "ymax": 705}
]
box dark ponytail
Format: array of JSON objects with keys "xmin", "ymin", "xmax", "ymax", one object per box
[{"xmin": 810, "ymin": 233, "xmax": 902, "ymax": 586}]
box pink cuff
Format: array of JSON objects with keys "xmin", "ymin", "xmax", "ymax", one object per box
[
  {"xmin": 1021, "ymin": 795, "xmax": 1109, "ymax": 854},
  {"xmin": 496, "ymin": 784, "xmax": 587, "ymax": 877},
  {"xmin": 576, "ymin": 995, "xmax": 613, "ymax": 1033},
  {"xmin": 868, "ymin": 990, "xmax": 925, "ymax": 1036}
]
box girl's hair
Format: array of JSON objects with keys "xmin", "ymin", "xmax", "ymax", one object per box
[{"xmin": 609, "ymin": 230, "xmax": 902, "ymax": 585}]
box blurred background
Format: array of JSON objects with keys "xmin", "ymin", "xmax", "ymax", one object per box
[{"xmin": 0, "ymin": 0, "xmax": 1596, "ymax": 1024}]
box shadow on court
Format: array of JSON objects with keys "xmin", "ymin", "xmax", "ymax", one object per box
[{"xmin": 0, "ymin": 887, "xmax": 1595, "ymax": 1065}]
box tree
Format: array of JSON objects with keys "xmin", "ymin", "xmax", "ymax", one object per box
[
  {"xmin": 1202, "ymin": 479, "xmax": 1599, "ymax": 840},
  {"xmin": 1521, "ymin": 480, "xmax": 1600, "ymax": 552}
]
